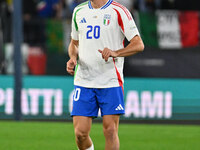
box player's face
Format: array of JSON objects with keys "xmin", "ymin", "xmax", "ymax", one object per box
[
  {"xmin": 90, "ymin": 0, "xmax": 100, "ymax": 2},
  {"xmin": 90, "ymin": 0, "xmax": 105, "ymax": 3}
]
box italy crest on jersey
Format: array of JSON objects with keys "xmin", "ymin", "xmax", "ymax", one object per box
[{"xmin": 103, "ymin": 14, "xmax": 111, "ymax": 26}]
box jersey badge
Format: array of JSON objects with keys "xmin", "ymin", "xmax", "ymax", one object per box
[
  {"xmin": 80, "ymin": 17, "xmax": 87, "ymax": 23},
  {"xmin": 103, "ymin": 14, "xmax": 111, "ymax": 26}
]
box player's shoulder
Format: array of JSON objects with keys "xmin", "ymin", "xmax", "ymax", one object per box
[
  {"xmin": 111, "ymin": 1, "xmax": 132, "ymax": 20},
  {"xmin": 74, "ymin": 1, "xmax": 89, "ymax": 12},
  {"xmin": 111, "ymin": 1, "xmax": 129, "ymax": 12}
]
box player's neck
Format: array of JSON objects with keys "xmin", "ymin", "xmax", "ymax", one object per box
[{"xmin": 90, "ymin": 0, "xmax": 109, "ymax": 9}]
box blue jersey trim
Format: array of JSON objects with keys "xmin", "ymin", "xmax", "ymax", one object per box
[
  {"xmin": 101, "ymin": 0, "xmax": 113, "ymax": 9},
  {"xmin": 88, "ymin": 0, "xmax": 113, "ymax": 9},
  {"xmin": 88, "ymin": 0, "xmax": 93, "ymax": 9}
]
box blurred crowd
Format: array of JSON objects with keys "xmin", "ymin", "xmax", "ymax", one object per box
[
  {"xmin": 1, "ymin": 0, "xmax": 200, "ymax": 20},
  {"xmin": 0, "ymin": 0, "xmax": 200, "ymax": 75},
  {"xmin": 1, "ymin": 0, "xmax": 200, "ymax": 49},
  {"xmin": 0, "ymin": 0, "xmax": 87, "ymax": 45}
]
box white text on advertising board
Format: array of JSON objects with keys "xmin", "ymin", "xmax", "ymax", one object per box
[{"xmin": 0, "ymin": 88, "xmax": 63, "ymax": 116}]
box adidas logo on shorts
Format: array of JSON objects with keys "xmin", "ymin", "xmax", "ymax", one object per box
[{"xmin": 115, "ymin": 104, "xmax": 124, "ymax": 111}]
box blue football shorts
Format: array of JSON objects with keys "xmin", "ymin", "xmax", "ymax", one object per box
[{"xmin": 71, "ymin": 85, "xmax": 125, "ymax": 117}]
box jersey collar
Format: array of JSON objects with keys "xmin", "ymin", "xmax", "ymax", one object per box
[{"xmin": 88, "ymin": 0, "xmax": 113, "ymax": 9}]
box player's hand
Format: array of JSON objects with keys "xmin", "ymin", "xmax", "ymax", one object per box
[
  {"xmin": 66, "ymin": 58, "xmax": 77, "ymax": 75},
  {"xmin": 98, "ymin": 48, "xmax": 117, "ymax": 62}
]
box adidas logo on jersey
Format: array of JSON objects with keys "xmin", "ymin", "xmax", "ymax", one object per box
[
  {"xmin": 80, "ymin": 18, "xmax": 86, "ymax": 23},
  {"xmin": 115, "ymin": 104, "xmax": 124, "ymax": 111}
]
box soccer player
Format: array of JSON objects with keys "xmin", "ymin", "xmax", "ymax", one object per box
[{"xmin": 66, "ymin": 0, "xmax": 144, "ymax": 149}]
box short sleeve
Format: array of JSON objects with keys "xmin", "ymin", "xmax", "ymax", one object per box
[
  {"xmin": 71, "ymin": 9, "xmax": 79, "ymax": 41},
  {"xmin": 120, "ymin": 9, "xmax": 140, "ymax": 41}
]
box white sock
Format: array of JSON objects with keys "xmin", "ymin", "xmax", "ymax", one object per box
[
  {"xmin": 86, "ymin": 144, "xmax": 94, "ymax": 150},
  {"xmin": 78, "ymin": 144, "xmax": 94, "ymax": 150}
]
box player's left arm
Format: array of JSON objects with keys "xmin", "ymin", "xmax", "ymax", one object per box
[
  {"xmin": 99, "ymin": 6, "xmax": 144, "ymax": 62},
  {"xmin": 98, "ymin": 35, "xmax": 144, "ymax": 62}
]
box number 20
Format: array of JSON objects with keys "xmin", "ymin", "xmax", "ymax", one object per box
[{"xmin": 86, "ymin": 25, "xmax": 100, "ymax": 39}]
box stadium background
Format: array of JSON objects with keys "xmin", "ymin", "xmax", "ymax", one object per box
[{"xmin": 0, "ymin": 0, "xmax": 200, "ymax": 150}]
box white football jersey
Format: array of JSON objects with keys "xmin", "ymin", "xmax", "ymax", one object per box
[{"xmin": 71, "ymin": 0, "xmax": 140, "ymax": 88}]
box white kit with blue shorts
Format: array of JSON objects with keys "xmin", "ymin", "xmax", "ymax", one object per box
[{"xmin": 70, "ymin": 0, "xmax": 140, "ymax": 117}]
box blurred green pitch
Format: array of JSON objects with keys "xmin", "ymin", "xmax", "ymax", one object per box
[{"xmin": 0, "ymin": 121, "xmax": 199, "ymax": 150}]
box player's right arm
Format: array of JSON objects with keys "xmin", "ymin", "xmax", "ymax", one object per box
[
  {"xmin": 66, "ymin": 39, "xmax": 79, "ymax": 75},
  {"xmin": 67, "ymin": 6, "xmax": 80, "ymax": 75}
]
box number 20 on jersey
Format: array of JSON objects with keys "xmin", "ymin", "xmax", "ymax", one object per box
[{"xmin": 86, "ymin": 25, "xmax": 100, "ymax": 39}]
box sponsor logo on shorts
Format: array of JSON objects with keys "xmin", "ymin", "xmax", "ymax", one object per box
[{"xmin": 115, "ymin": 104, "xmax": 124, "ymax": 110}]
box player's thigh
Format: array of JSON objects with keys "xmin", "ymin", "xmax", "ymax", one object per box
[
  {"xmin": 103, "ymin": 115, "xmax": 120, "ymax": 132},
  {"xmin": 72, "ymin": 86, "xmax": 99, "ymax": 117},
  {"xmin": 96, "ymin": 86, "xmax": 125, "ymax": 116},
  {"xmin": 73, "ymin": 116, "xmax": 93, "ymax": 134}
]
